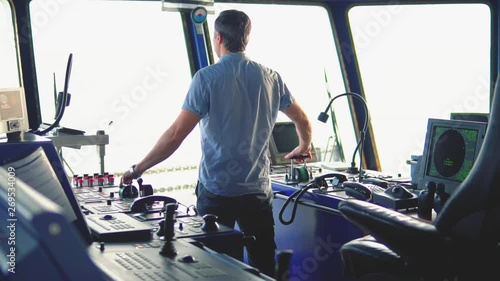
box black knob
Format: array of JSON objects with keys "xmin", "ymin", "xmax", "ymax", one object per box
[
  {"xmin": 433, "ymin": 183, "xmax": 450, "ymax": 214},
  {"xmin": 418, "ymin": 181, "xmax": 436, "ymax": 221},
  {"xmin": 119, "ymin": 184, "xmax": 139, "ymax": 199},
  {"xmin": 201, "ymin": 214, "xmax": 219, "ymax": 232},
  {"xmin": 426, "ymin": 181, "xmax": 437, "ymax": 192},
  {"xmin": 164, "ymin": 203, "xmax": 177, "ymax": 241}
]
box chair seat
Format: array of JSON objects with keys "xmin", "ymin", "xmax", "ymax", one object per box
[{"xmin": 341, "ymin": 235, "xmax": 406, "ymax": 278}]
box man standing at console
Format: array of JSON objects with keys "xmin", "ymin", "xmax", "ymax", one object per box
[{"xmin": 121, "ymin": 9, "xmax": 312, "ymax": 276}]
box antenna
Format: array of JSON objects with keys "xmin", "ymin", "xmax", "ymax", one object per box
[
  {"xmin": 322, "ymin": 69, "xmax": 346, "ymax": 163},
  {"xmin": 36, "ymin": 53, "xmax": 73, "ymax": 135},
  {"xmin": 53, "ymin": 72, "xmax": 57, "ymax": 119}
]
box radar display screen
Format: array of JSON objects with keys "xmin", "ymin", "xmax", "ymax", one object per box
[{"xmin": 426, "ymin": 125, "xmax": 480, "ymax": 182}]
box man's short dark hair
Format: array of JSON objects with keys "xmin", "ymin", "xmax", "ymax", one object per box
[{"xmin": 214, "ymin": 9, "xmax": 251, "ymax": 53}]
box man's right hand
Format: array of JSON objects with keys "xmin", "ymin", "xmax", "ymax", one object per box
[
  {"xmin": 283, "ymin": 146, "xmax": 312, "ymax": 163},
  {"xmin": 120, "ymin": 169, "xmax": 134, "ymax": 186}
]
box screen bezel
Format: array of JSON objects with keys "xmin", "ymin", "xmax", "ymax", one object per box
[
  {"xmin": 0, "ymin": 87, "xmax": 29, "ymax": 134},
  {"xmin": 269, "ymin": 121, "xmax": 318, "ymax": 166},
  {"xmin": 418, "ymin": 118, "xmax": 487, "ymax": 194},
  {"xmin": 0, "ymin": 138, "xmax": 94, "ymax": 246},
  {"xmin": 0, "ymin": 166, "xmax": 103, "ymax": 280}
]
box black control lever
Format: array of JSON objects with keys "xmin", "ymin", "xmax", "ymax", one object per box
[
  {"xmin": 156, "ymin": 202, "xmax": 179, "ymax": 237},
  {"xmin": 136, "ymin": 177, "xmax": 154, "ymax": 197},
  {"xmin": 286, "ymin": 154, "xmax": 312, "ymax": 184},
  {"xmin": 118, "ymin": 182, "xmax": 139, "ymax": 199},
  {"xmin": 159, "ymin": 203, "xmax": 178, "ymax": 257}
]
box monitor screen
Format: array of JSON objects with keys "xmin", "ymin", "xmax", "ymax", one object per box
[
  {"xmin": 0, "ymin": 88, "xmax": 29, "ymax": 134},
  {"xmin": 418, "ymin": 118, "xmax": 487, "ymax": 194},
  {"xmin": 269, "ymin": 122, "xmax": 318, "ymax": 166},
  {"xmin": 2, "ymin": 145, "xmax": 93, "ymax": 246},
  {"xmin": 0, "ymin": 166, "xmax": 104, "ymax": 280}
]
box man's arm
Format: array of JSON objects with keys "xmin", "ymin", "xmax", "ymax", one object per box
[
  {"xmin": 282, "ymin": 102, "xmax": 313, "ymax": 160},
  {"xmin": 122, "ymin": 109, "xmax": 201, "ymax": 184}
]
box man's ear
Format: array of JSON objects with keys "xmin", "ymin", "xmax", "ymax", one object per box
[{"xmin": 216, "ymin": 32, "xmax": 223, "ymax": 44}]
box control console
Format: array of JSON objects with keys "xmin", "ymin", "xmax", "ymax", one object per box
[
  {"xmin": 78, "ymin": 180, "xmax": 245, "ymax": 261},
  {"xmin": 86, "ymin": 212, "xmax": 153, "ymax": 242},
  {"xmin": 88, "ymin": 238, "xmax": 272, "ymax": 281}
]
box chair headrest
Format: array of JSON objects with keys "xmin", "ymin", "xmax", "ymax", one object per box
[{"xmin": 435, "ymin": 75, "xmax": 500, "ymax": 245}]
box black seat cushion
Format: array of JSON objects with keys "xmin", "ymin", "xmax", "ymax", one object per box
[{"xmin": 341, "ymin": 235, "xmax": 406, "ymax": 278}]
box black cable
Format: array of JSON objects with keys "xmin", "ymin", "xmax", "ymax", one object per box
[
  {"xmin": 278, "ymin": 182, "xmax": 319, "ymax": 225},
  {"xmin": 34, "ymin": 53, "xmax": 73, "ymax": 135},
  {"xmin": 177, "ymin": 203, "xmax": 198, "ymax": 217},
  {"xmin": 350, "ymin": 137, "xmax": 363, "ymax": 169}
]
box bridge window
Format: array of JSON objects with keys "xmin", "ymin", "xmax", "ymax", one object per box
[
  {"xmin": 208, "ymin": 3, "xmax": 357, "ymax": 167},
  {"xmin": 349, "ymin": 3, "xmax": 491, "ymax": 176},
  {"xmin": 29, "ymin": 0, "xmax": 197, "ymax": 193},
  {"xmin": 0, "ymin": 0, "xmax": 20, "ymax": 88}
]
